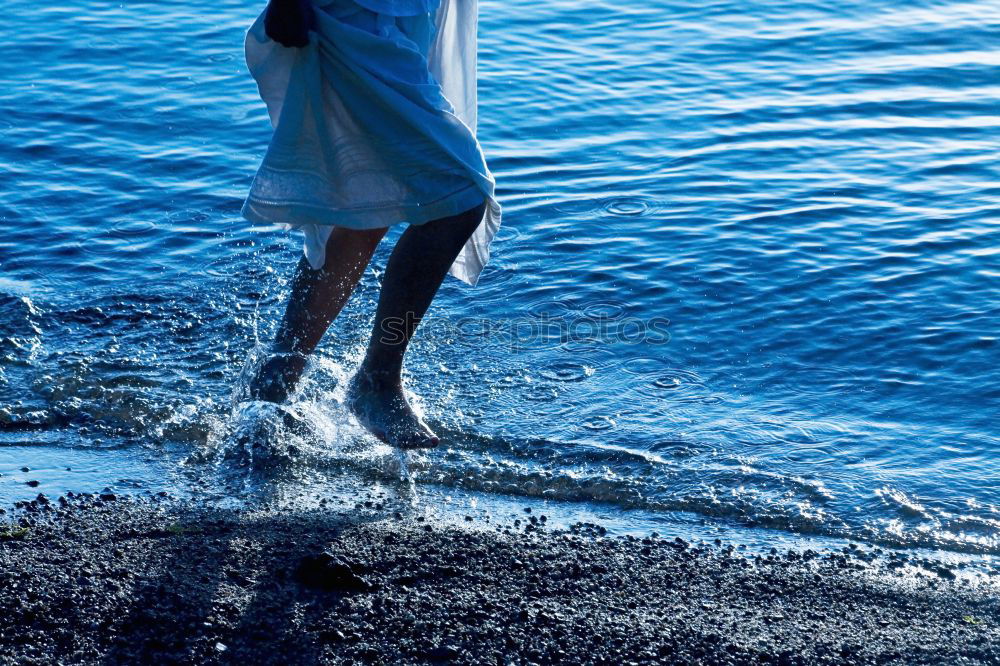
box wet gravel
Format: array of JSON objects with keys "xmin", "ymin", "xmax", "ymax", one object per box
[{"xmin": 1, "ymin": 493, "xmax": 998, "ymax": 665}]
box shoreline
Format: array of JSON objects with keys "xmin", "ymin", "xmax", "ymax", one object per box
[
  {"xmin": 1, "ymin": 493, "xmax": 998, "ymax": 665},
  {"xmin": 8, "ymin": 454, "xmax": 998, "ymax": 573}
]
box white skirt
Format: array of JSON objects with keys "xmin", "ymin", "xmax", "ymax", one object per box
[{"xmin": 242, "ymin": 0, "xmax": 501, "ymax": 285}]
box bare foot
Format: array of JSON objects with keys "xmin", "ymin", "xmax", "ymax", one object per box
[
  {"xmin": 346, "ymin": 370, "xmax": 440, "ymax": 450},
  {"xmin": 248, "ymin": 352, "xmax": 309, "ymax": 403}
]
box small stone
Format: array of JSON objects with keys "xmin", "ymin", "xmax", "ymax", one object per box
[
  {"xmin": 425, "ymin": 645, "xmax": 461, "ymax": 661},
  {"xmin": 25, "ymin": 480, "xmax": 39, "ymax": 488},
  {"xmin": 321, "ymin": 629, "xmax": 347, "ymax": 642},
  {"xmin": 226, "ymin": 569, "xmax": 252, "ymax": 586},
  {"xmin": 20, "ymin": 467, "xmax": 29, "ymax": 473}
]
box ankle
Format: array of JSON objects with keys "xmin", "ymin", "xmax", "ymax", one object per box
[
  {"xmin": 355, "ymin": 363, "xmax": 402, "ymax": 392},
  {"xmin": 249, "ymin": 352, "xmax": 309, "ymax": 403},
  {"xmin": 271, "ymin": 340, "xmax": 311, "ymax": 357}
]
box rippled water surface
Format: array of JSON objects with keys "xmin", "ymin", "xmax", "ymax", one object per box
[{"xmin": 2, "ymin": 0, "xmax": 999, "ymax": 556}]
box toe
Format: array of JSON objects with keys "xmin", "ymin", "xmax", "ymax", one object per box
[
  {"xmin": 415, "ymin": 428, "xmax": 441, "ymax": 449},
  {"xmin": 398, "ymin": 429, "xmax": 439, "ymax": 450}
]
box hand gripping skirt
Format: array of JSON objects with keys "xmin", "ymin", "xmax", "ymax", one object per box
[{"xmin": 241, "ymin": 0, "xmax": 501, "ymax": 285}]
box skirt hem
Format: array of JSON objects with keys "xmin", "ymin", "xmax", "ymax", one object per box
[{"xmin": 240, "ymin": 178, "xmax": 486, "ymax": 230}]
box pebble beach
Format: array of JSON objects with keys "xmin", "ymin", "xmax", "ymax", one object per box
[{"xmin": 2, "ymin": 492, "xmax": 998, "ymax": 665}]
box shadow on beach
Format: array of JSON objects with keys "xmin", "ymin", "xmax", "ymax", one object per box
[{"xmin": 1, "ymin": 493, "xmax": 998, "ymax": 665}]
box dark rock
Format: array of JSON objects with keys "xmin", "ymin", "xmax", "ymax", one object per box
[
  {"xmin": 225, "ymin": 569, "xmax": 252, "ymax": 586},
  {"xmin": 296, "ymin": 552, "xmax": 374, "ymax": 592},
  {"xmin": 935, "ymin": 566, "xmax": 957, "ymax": 580}
]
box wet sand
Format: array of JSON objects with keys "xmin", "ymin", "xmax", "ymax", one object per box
[{"xmin": 1, "ymin": 493, "xmax": 998, "ymax": 665}]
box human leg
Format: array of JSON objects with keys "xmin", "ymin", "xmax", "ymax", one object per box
[
  {"xmin": 347, "ymin": 199, "xmax": 487, "ymax": 449},
  {"xmin": 249, "ymin": 226, "xmax": 386, "ymax": 403}
]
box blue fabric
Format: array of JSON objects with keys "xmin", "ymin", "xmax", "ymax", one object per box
[
  {"xmin": 242, "ymin": 0, "xmax": 501, "ymax": 285},
  {"xmin": 349, "ymin": 0, "xmax": 440, "ymax": 17}
]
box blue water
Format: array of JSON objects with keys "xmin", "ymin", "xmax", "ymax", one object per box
[{"xmin": 1, "ymin": 0, "xmax": 999, "ymax": 556}]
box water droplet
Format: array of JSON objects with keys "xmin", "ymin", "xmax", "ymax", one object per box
[
  {"xmin": 539, "ymin": 362, "xmax": 594, "ymax": 382},
  {"xmin": 653, "ymin": 375, "xmax": 683, "ymax": 389},
  {"xmin": 111, "ymin": 219, "xmax": 157, "ymax": 237},
  {"xmin": 582, "ymin": 415, "xmax": 616, "ymax": 431}
]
